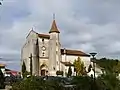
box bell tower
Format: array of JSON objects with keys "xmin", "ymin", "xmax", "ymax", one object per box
[{"xmin": 48, "ymin": 14, "xmax": 61, "ymax": 76}]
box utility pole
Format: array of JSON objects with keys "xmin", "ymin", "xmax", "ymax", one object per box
[{"xmin": 89, "ymin": 52, "xmax": 97, "ymax": 81}]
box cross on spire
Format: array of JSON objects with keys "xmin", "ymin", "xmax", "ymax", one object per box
[
  {"xmin": 53, "ymin": 13, "xmax": 55, "ymax": 20},
  {"xmin": 49, "ymin": 14, "xmax": 60, "ymax": 33}
]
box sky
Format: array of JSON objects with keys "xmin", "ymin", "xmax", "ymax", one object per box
[{"xmin": 0, "ymin": 0, "xmax": 120, "ymax": 71}]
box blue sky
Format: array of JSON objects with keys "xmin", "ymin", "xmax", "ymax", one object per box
[{"xmin": 0, "ymin": 0, "xmax": 120, "ymax": 71}]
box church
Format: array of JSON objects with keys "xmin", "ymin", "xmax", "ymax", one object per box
[{"xmin": 21, "ymin": 18, "xmax": 94, "ymax": 77}]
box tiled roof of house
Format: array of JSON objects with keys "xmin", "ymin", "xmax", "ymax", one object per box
[{"xmin": 61, "ymin": 49, "xmax": 90, "ymax": 57}]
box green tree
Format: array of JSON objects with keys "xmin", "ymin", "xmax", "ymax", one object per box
[
  {"xmin": 96, "ymin": 74, "xmax": 120, "ymax": 90},
  {"xmin": 0, "ymin": 69, "xmax": 5, "ymax": 89},
  {"xmin": 12, "ymin": 76, "xmax": 64, "ymax": 90},
  {"xmin": 22, "ymin": 61, "xmax": 26, "ymax": 74},
  {"xmin": 96, "ymin": 58, "xmax": 120, "ymax": 75},
  {"xmin": 74, "ymin": 57, "xmax": 86, "ymax": 76},
  {"xmin": 22, "ymin": 61, "xmax": 26, "ymax": 77},
  {"xmin": 113, "ymin": 61, "xmax": 120, "ymax": 76},
  {"xmin": 67, "ymin": 66, "xmax": 72, "ymax": 77},
  {"xmin": 72, "ymin": 76, "xmax": 94, "ymax": 90},
  {"xmin": 22, "ymin": 61, "xmax": 30, "ymax": 78},
  {"xmin": 30, "ymin": 54, "xmax": 32, "ymax": 76}
]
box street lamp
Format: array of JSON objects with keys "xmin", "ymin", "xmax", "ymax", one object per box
[
  {"xmin": 89, "ymin": 52, "xmax": 97, "ymax": 80},
  {"xmin": 0, "ymin": 0, "xmax": 3, "ymax": 5}
]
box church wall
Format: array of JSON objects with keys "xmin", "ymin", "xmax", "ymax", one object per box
[
  {"xmin": 21, "ymin": 31, "xmax": 37, "ymax": 72},
  {"xmin": 21, "ymin": 40, "xmax": 30, "ymax": 72},
  {"xmin": 49, "ymin": 33, "xmax": 57, "ymax": 74},
  {"xmin": 38, "ymin": 38, "xmax": 49, "ymax": 58}
]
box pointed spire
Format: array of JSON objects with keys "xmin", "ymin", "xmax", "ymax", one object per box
[
  {"xmin": 49, "ymin": 14, "xmax": 60, "ymax": 33},
  {"xmin": 53, "ymin": 13, "xmax": 55, "ymax": 20},
  {"xmin": 32, "ymin": 27, "xmax": 34, "ymax": 30},
  {"xmin": 31, "ymin": 27, "xmax": 34, "ymax": 31}
]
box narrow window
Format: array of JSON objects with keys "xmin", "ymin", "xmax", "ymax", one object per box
[
  {"xmin": 53, "ymin": 67, "xmax": 55, "ymax": 70},
  {"xmin": 42, "ymin": 52, "xmax": 45, "ymax": 56},
  {"xmin": 56, "ymin": 51, "xmax": 58, "ymax": 54},
  {"xmin": 42, "ymin": 39, "xmax": 44, "ymax": 42}
]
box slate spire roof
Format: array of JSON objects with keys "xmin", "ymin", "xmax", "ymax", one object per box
[{"xmin": 49, "ymin": 14, "xmax": 60, "ymax": 33}]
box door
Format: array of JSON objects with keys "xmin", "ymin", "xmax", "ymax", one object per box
[{"xmin": 41, "ymin": 70, "xmax": 46, "ymax": 76}]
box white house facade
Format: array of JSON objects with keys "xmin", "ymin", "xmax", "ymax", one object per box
[{"xmin": 21, "ymin": 19, "xmax": 101, "ymax": 77}]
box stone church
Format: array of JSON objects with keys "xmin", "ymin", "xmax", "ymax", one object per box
[{"xmin": 21, "ymin": 19, "xmax": 93, "ymax": 76}]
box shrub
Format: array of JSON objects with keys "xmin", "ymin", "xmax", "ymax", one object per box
[{"xmin": 12, "ymin": 76, "xmax": 64, "ymax": 90}]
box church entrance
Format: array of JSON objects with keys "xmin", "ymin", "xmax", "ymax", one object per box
[
  {"xmin": 40, "ymin": 63, "xmax": 48, "ymax": 76},
  {"xmin": 41, "ymin": 70, "xmax": 46, "ymax": 76}
]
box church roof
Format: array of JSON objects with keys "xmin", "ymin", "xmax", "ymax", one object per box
[
  {"xmin": 38, "ymin": 34, "xmax": 50, "ymax": 39},
  {"xmin": 49, "ymin": 20, "xmax": 60, "ymax": 33},
  {"xmin": 61, "ymin": 49, "xmax": 90, "ymax": 57}
]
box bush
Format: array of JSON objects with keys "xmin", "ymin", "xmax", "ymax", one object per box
[
  {"xmin": 12, "ymin": 76, "xmax": 64, "ymax": 90},
  {"xmin": 72, "ymin": 76, "xmax": 94, "ymax": 90}
]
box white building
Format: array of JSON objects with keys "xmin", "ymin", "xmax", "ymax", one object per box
[{"xmin": 21, "ymin": 19, "xmax": 97, "ymax": 77}]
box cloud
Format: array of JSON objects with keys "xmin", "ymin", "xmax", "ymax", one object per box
[{"xmin": 0, "ymin": 0, "xmax": 120, "ymax": 70}]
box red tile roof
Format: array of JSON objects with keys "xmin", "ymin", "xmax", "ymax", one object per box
[{"xmin": 61, "ymin": 49, "xmax": 90, "ymax": 57}]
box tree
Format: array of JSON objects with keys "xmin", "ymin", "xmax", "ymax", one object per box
[
  {"xmin": 71, "ymin": 76, "xmax": 94, "ymax": 90},
  {"xmin": 0, "ymin": 69, "xmax": 5, "ymax": 89},
  {"xmin": 12, "ymin": 76, "xmax": 64, "ymax": 90},
  {"xmin": 22, "ymin": 61, "xmax": 30, "ymax": 78},
  {"xmin": 96, "ymin": 58, "xmax": 120, "ymax": 75},
  {"xmin": 74, "ymin": 57, "xmax": 86, "ymax": 76},
  {"xmin": 96, "ymin": 74, "xmax": 120, "ymax": 90},
  {"xmin": 30, "ymin": 54, "xmax": 32, "ymax": 76},
  {"xmin": 67, "ymin": 66, "xmax": 72, "ymax": 77},
  {"xmin": 113, "ymin": 61, "xmax": 120, "ymax": 76},
  {"xmin": 22, "ymin": 61, "xmax": 26, "ymax": 76}
]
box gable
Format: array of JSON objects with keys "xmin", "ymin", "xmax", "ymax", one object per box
[{"xmin": 26, "ymin": 30, "xmax": 37, "ymax": 39}]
